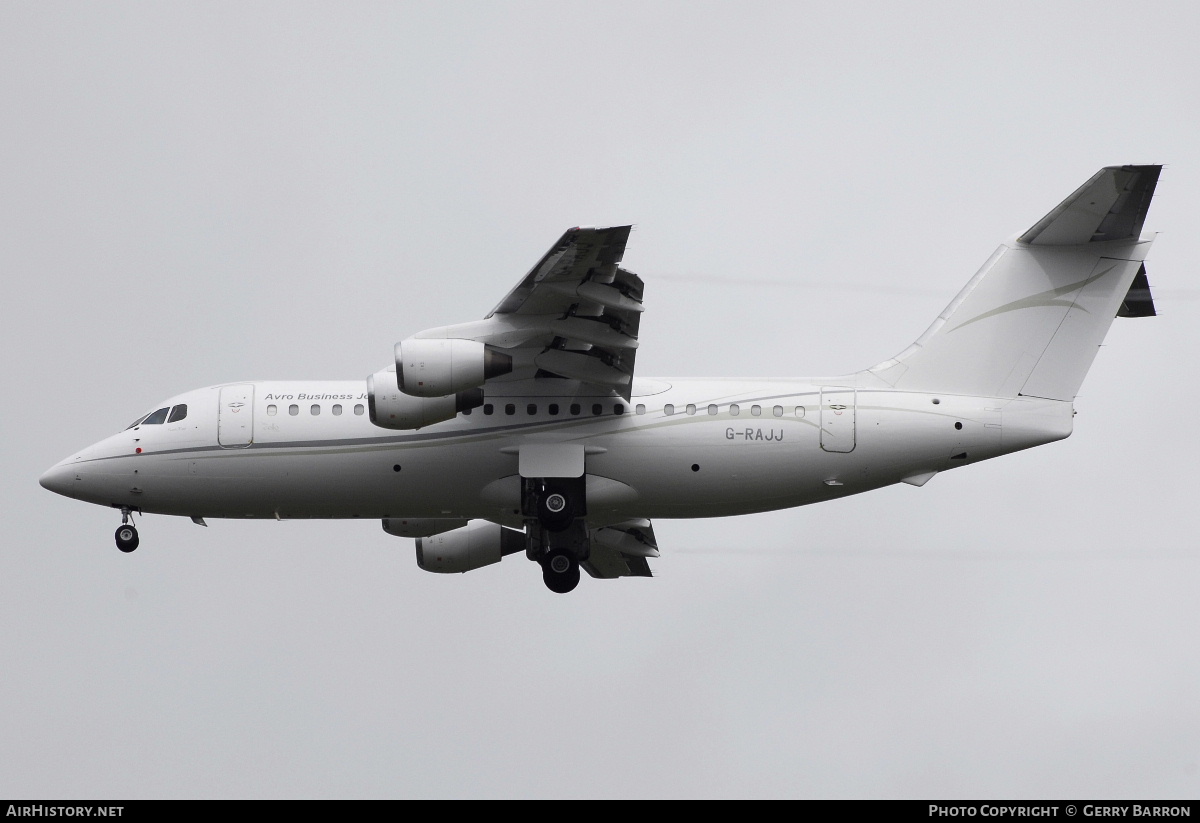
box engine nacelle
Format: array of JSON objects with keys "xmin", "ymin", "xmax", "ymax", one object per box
[
  {"xmin": 415, "ymin": 521, "xmax": 525, "ymax": 574},
  {"xmin": 367, "ymin": 368, "xmax": 482, "ymax": 430},
  {"xmin": 395, "ymin": 338, "xmax": 512, "ymax": 397},
  {"xmin": 382, "ymin": 517, "xmax": 468, "ymax": 538}
]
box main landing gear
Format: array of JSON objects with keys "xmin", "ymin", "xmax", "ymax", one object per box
[
  {"xmin": 523, "ymin": 477, "xmax": 588, "ymax": 594},
  {"xmin": 114, "ymin": 507, "xmax": 139, "ymax": 553},
  {"xmin": 541, "ymin": 547, "xmax": 580, "ymax": 594}
]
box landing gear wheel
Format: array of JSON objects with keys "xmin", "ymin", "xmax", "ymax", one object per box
[
  {"xmin": 541, "ymin": 549, "xmax": 580, "ymax": 594},
  {"xmin": 537, "ymin": 489, "xmax": 574, "ymax": 532},
  {"xmin": 115, "ymin": 524, "xmax": 139, "ymax": 553}
]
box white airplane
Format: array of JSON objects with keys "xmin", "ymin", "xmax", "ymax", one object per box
[{"xmin": 40, "ymin": 165, "xmax": 1162, "ymax": 593}]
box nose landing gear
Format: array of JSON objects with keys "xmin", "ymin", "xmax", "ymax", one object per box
[{"xmin": 114, "ymin": 507, "xmax": 139, "ymax": 553}]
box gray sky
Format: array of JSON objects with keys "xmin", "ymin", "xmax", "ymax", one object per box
[{"xmin": 3, "ymin": 1, "xmax": 1198, "ymax": 798}]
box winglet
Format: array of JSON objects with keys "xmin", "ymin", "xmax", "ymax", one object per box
[{"xmin": 1019, "ymin": 165, "xmax": 1161, "ymax": 245}]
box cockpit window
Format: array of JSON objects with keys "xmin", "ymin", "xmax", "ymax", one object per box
[
  {"xmin": 167, "ymin": 404, "xmax": 188, "ymax": 423},
  {"xmin": 125, "ymin": 414, "xmax": 150, "ymax": 430},
  {"xmin": 140, "ymin": 407, "xmax": 170, "ymax": 426}
]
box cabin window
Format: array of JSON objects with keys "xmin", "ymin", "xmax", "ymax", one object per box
[
  {"xmin": 484, "ymin": 404, "xmax": 494, "ymax": 415},
  {"xmin": 614, "ymin": 404, "xmax": 624, "ymax": 415},
  {"xmin": 332, "ymin": 404, "xmax": 342, "ymax": 415},
  {"xmin": 635, "ymin": 404, "xmax": 646, "ymax": 415},
  {"xmin": 549, "ymin": 404, "xmax": 560, "ymax": 415},
  {"xmin": 354, "ymin": 404, "xmax": 365, "ymax": 415},
  {"xmin": 461, "ymin": 407, "xmax": 472, "ymax": 415},
  {"xmin": 527, "ymin": 404, "xmax": 537, "ymax": 415},
  {"xmin": 167, "ymin": 404, "xmax": 188, "ymax": 423},
  {"xmin": 773, "ymin": 405, "xmax": 783, "ymax": 418},
  {"xmin": 592, "ymin": 403, "xmax": 603, "ymax": 416},
  {"xmin": 708, "ymin": 404, "xmax": 718, "ymax": 415},
  {"xmin": 141, "ymin": 407, "xmax": 170, "ymax": 426},
  {"xmin": 665, "ymin": 404, "xmax": 675, "ymax": 416},
  {"xmin": 289, "ymin": 405, "xmax": 299, "ymax": 416},
  {"xmin": 729, "ymin": 404, "xmax": 740, "ymax": 416},
  {"xmin": 310, "ymin": 405, "xmax": 320, "ymax": 416},
  {"xmin": 686, "ymin": 404, "xmax": 696, "ymax": 415},
  {"xmin": 751, "ymin": 405, "xmax": 761, "ymax": 416},
  {"xmin": 570, "ymin": 403, "xmax": 581, "ymax": 415},
  {"xmin": 505, "ymin": 404, "xmax": 515, "ymax": 415},
  {"xmin": 795, "ymin": 406, "xmax": 805, "ymax": 418},
  {"xmin": 267, "ymin": 405, "xmax": 278, "ymax": 416}
]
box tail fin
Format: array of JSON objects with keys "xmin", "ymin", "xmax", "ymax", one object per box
[{"xmin": 867, "ymin": 165, "xmax": 1161, "ymax": 401}]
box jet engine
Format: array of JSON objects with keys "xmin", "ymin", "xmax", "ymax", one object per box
[
  {"xmin": 415, "ymin": 521, "xmax": 525, "ymax": 574},
  {"xmin": 395, "ymin": 338, "xmax": 512, "ymax": 397},
  {"xmin": 367, "ymin": 368, "xmax": 482, "ymax": 430}
]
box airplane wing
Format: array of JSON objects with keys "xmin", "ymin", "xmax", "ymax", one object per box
[
  {"xmin": 583, "ymin": 519, "xmax": 658, "ymax": 579},
  {"xmin": 411, "ymin": 226, "xmax": 644, "ymax": 399}
]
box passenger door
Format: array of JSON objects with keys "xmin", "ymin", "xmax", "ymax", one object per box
[
  {"xmin": 217, "ymin": 384, "xmax": 254, "ymax": 448},
  {"xmin": 819, "ymin": 388, "xmax": 856, "ymax": 453}
]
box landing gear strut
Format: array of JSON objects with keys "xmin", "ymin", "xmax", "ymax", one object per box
[
  {"xmin": 115, "ymin": 507, "xmax": 139, "ymax": 553},
  {"xmin": 527, "ymin": 478, "xmax": 580, "ymax": 533},
  {"xmin": 522, "ymin": 476, "xmax": 589, "ymax": 593}
]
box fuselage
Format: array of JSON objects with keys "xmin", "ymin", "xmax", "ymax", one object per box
[{"xmin": 39, "ymin": 377, "xmax": 1073, "ymax": 528}]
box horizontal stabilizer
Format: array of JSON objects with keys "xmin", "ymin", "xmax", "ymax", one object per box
[
  {"xmin": 1019, "ymin": 165, "xmax": 1161, "ymax": 245},
  {"xmin": 1116, "ymin": 264, "xmax": 1156, "ymax": 318}
]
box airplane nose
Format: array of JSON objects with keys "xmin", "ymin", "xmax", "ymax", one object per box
[{"xmin": 39, "ymin": 463, "xmax": 76, "ymax": 499}]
